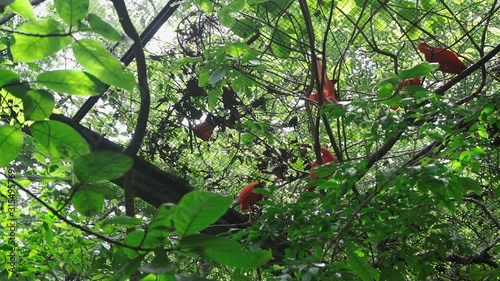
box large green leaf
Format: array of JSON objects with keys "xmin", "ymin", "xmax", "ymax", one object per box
[
  {"xmin": 208, "ymin": 66, "xmax": 228, "ymax": 85},
  {"xmin": 86, "ymin": 13, "xmax": 122, "ymax": 41},
  {"xmin": 173, "ymin": 191, "xmax": 232, "ymax": 237},
  {"xmin": 377, "ymin": 78, "xmax": 397, "ymax": 99},
  {"xmin": 37, "ymin": 70, "xmax": 108, "ymax": 96},
  {"xmin": 22, "ymin": 89, "xmax": 55, "ymax": 121},
  {"xmin": 399, "ymin": 62, "xmax": 439, "ymax": 80},
  {"xmin": 216, "ymin": 0, "xmax": 245, "ymax": 28},
  {"xmin": 30, "ymin": 120, "xmax": 90, "ymax": 160},
  {"xmin": 149, "ymin": 204, "xmax": 174, "ymax": 233},
  {"xmin": 347, "ymin": 245, "xmax": 380, "ymax": 281},
  {"xmin": 9, "ymin": 0, "xmax": 35, "ymax": 20},
  {"xmin": 73, "ymin": 151, "xmax": 133, "ymax": 183},
  {"xmin": 0, "ymin": 68, "xmax": 20, "ymax": 88},
  {"xmin": 194, "ymin": 0, "xmax": 214, "ymax": 13},
  {"xmin": 11, "ymin": 18, "xmax": 72, "ymax": 62},
  {"xmin": 124, "ymin": 230, "xmax": 162, "ymax": 256},
  {"xmin": 71, "ymin": 187, "xmax": 104, "ymax": 216},
  {"xmin": 54, "ymin": 0, "xmax": 89, "ymax": 26},
  {"xmin": 0, "ymin": 125, "xmax": 23, "ymax": 167},
  {"xmin": 72, "ymin": 39, "xmax": 135, "ymax": 90},
  {"xmin": 101, "ymin": 216, "xmax": 143, "ymax": 227},
  {"xmin": 179, "ymin": 234, "xmax": 272, "ymax": 268}
]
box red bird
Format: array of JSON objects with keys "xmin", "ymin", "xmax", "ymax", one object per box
[
  {"xmin": 400, "ymin": 77, "xmax": 421, "ymax": 88},
  {"xmin": 308, "ymin": 147, "xmax": 338, "ymax": 192},
  {"xmin": 193, "ymin": 121, "xmax": 214, "ymax": 141},
  {"xmin": 391, "ymin": 77, "xmax": 421, "ymax": 111},
  {"xmin": 309, "ymin": 60, "xmax": 338, "ymax": 104},
  {"xmin": 417, "ymin": 42, "xmax": 467, "ymax": 74},
  {"xmin": 235, "ymin": 182, "xmax": 264, "ymax": 222}
]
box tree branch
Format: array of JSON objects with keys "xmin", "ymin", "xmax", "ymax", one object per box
[{"xmin": 110, "ymin": 0, "xmax": 151, "ymax": 157}]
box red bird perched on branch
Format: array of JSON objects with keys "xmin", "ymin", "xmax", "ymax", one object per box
[
  {"xmin": 308, "ymin": 147, "xmax": 338, "ymax": 192},
  {"xmin": 400, "ymin": 77, "xmax": 421, "ymax": 88},
  {"xmin": 193, "ymin": 120, "xmax": 215, "ymax": 141},
  {"xmin": 233, "ymin": 182, "xmax": 264, "ymax": 222},
  {"xmin": 391, "ymin": 77, "xmax": 422, "ymax": 111},
  {"xmin": 309, "ymin": 59, "xmax": 338, "ymax": 104},
  {"xmin": 417, "ymin": 42, "xmax": 467, "ymax": 74}
]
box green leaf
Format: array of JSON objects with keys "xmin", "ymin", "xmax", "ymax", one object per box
[
  {"xmin": 54, "ymin": 0, "xmax": 89, "ymax": 26},
  {"xmin": 11, "ymin": 18, "xmax": 72, "ymax": 62},
  {"xmin": 194, "ymin": 0, "xmax": 214, "ymax": 13},
  {"xmin": 347, "ymin": 246, "xmax": 380, "ymax": 281},
  {"xmin": 37, "ymin": 70, "xmax": 108, "ymax": 96},
  {"xmin": 73, "ymin": 151, "xmax": 133, "ymax": 183},
  {"xmin": 146, "ymin": 205, "xmax": 175, "ymax": 244},
  {"xmin": 9, "ymin": 0, "xmax": 35, "ymax": 20},
  {"xmin": 71, "ymin": 186, "xmax": 104, "ymax": 216},
  {"xmin": 377, "ymin": 78, "xmax": 397, "ymax": 99},
  {"xmin": 206, "ymin": 247, "xmax": 272, "ymax": 269},
  {"xmin": 457, "ymin": 177, "xmax": 482, "ymax": 194},
  {"xmin": 101, "ymin": 216, "xmax": 143, "ymax": 227},
  {"xmin": 207, "ymin": 89, "xmax": 220, "ymax": 110},
  {"xmin": 3, "ymin": 82, "xmax": 31, "ymax": 98},
  {"xmin": 216, "ymin": 0, "xmax": 245, "ymax": 28},
  {"xmin": 217, "ymin": 8, "xmax": 235, "ymax": 28},
  {"xmin": 87, "ymin": 13, "xmax": 122, "ymax": 41},
  {"xmin": 399, "ymin": 62, "xmax": 439, "ymax": 80},
  {"xmin": 173, "ymin": 191, "xmax": 232, "ymax": 237},
  {"xmin": 41, "ymin": 220, "xmax": 54, "ymax": 247},
  {"xmin": 111, "ymin": 250, "xmax": 144, "ymax": 278},
  {"xmin": 324, "ymin": 104, "xmax": 347, "ymax": 118},
  {"xmin": 0, "ymin": 68, "xmax": 20, "ymax": 88},
  {"xmin": 150, "ymin": 204, "xmax": 174, "ymax": 232},
  {"xmin": 209, "ymin": 67, "xmax": 228, "ymax": 84},
  {"xmin": 124, "ymin": 230, "xmax": 162, "ymax": 255},
  {"xmin": 179, "ymin": 234, "xmax": 272, "ymax": 268},
  {"xmin": 72, "ymin": 39, "xmax": 135, "ymax": 90},
  {"xmin": 22, "ymin": 89, "xmax": 55, "ymax": 121},
  {"xmin": 380, "ymin": 264, "xmax": 406, "ymax": 281},
  {"xmin": 31, "ymin": 120, "xmax": 90, "ymax": 160},
  {"xmin": 0, "ymin": 125, "xmax": 23, "ymax": 167},
  {"xmin": 180, "ymin": 234, "xmax": 242, "ymax": 252}
]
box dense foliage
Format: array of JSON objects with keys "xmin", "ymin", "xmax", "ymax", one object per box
[{"xmin": 1, "ymin": 0, "xmax": 499, "ymax": 280}]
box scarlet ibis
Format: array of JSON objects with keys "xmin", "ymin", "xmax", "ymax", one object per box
[
  {"xmin": 193, "ymin": 120, "xmax": 215, "ymax": 141},
  {"xmin": 417, "ymin": 42, "xmax": 467, "ymax": 74},
  {"xmin": 400, "ymin": 77, "xmax": 421, "ymax": 88},
  {"xmin": 391, "ymin": 77, "xmax": 421, "ymax": 111},
  {"xmin": 235, "ymin": 182, "xmax": 264, "ymax": 222},
  {"xmin": 308, "ymin": 147, "xmax": 338, "ymax": 191},
  {"xmin": 309, "ymin": 60, "xmax": 338, "ymax": 104}
]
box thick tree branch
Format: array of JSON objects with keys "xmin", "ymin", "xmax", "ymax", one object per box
[
  {"xmin": 435, "ymin": 43, "xmax": 500, "ymax": 95},
  {"xmin": 110, "ymin": 0, "xmax": 150, "ymax": 157}
]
